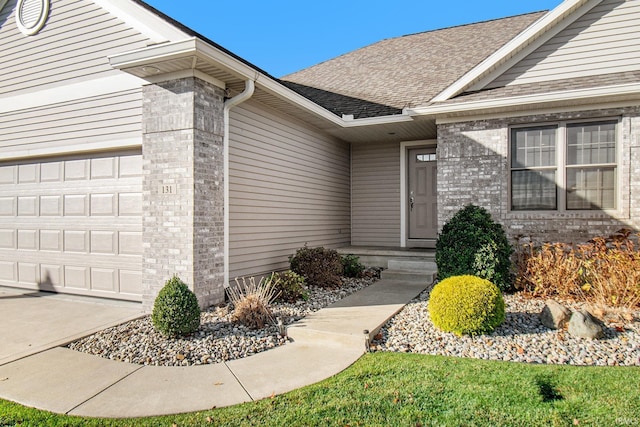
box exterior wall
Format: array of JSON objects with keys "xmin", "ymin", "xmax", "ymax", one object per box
[
  {"xmin": 351, "ymin": 141, "xmax": 401, "ymax": 246},
  {"xmin": 0, "ymin": 0, "xmax": 150, "ymax": 158},
  {"xmin": 489, "ymin": 0, "xmax": 640, "ymax": 88},
  {"xmin": 142, "ymin": 77, "xmax": 225, "ymax": 310},
  {"xmin": 437, "ymin": 106, "xmax": 640, "ymax": 244},
  {"xmin": 228, "ymin": 101, "xmax": 351, "ymax": 279},
  {"xmin": 0, "ymin": 0, "xmax": 149, "ymax": 96},
  {"xmin": 0, "ymin": 89, "xmax": 142, "ymax": 155}
]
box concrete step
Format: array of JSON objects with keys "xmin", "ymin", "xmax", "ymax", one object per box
[
  {"xmin": 286, "ymin": 279, "xmax": 430, "ymax": 349},
  {"xmin": 380, "ymin": 269, "xmax": 435, "ymax": 283},
  {"xmin": 387, "ymin": 259, "xmax": 436, "ymax": 272}
]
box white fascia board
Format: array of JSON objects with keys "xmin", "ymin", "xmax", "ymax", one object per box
[
  {"xmin": 110, "ymin": 38, "xmax": 414, "ymax": 129},
  {"xmin": 409, "ymin": 83, "xmax": 640, "ymax": 117},
  {"xmin": 108, "ymin": 38, "xmax": 199, "ymax": 68},
  {"xmin": 92, "ymin": 0, "xmax": 188, "ymax": 44},
  {"xmin": 432, "ymin": 0, "xmax": 600, "ymax": 102}
]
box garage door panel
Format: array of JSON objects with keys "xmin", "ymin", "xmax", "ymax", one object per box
[
  {"xmin": 0, "ymin": 229, "xmax": 15, "ymax": 249},
  {"xmin": 40, "ymin": 195, "xmax": 62, "ymax": 216},
  {"xmin": 91, "ymin": 157, "xmax": 117, "ymax": 179},
  {"xmin": 64, "ymin": 231, "xmax": 88, "ymax": 253},
  {"xmin": 17, "ymin": 196, "xmax": 38, "ymax": 216},
  {"xmin": 0, "ymin": 261, "xmax": 16, "ymax": 281},
  {"xmin": 18, "ymin": 164, "xmax": 38, "ymax": 183},
  {"xmin": 0, "ymin": 198, "xmax": 15, "ymax": 216},
  {"xmin": 17, "ymin": 230, "xmax": 38, "ymax": 250},
  {"xmin": 118, "ymin": 193, "xmax": 142, "ymax": 216},
  {"xmin": 0, "ymin": 165, "xmax": 16, "ymax": 184},
  {"xmin": 120, "ymin": 270, "xmax": 142, "ymax": 295},
  {"xmin": 40, "ymin": 162, "xmax": 63, "ymax": 182},
  {"xmin": 40, "ymin": 230, "xmax": 62, "ymax": 251},
  {"xmin": 18, "ymin": 262, "xmax": 38, "ymax": 284},
  {"xmin": 64, "ymin": 159, "xmax": 89, "ymax": 181},
  {"xmin": 90, "ymin": 194, "xmax": 116, "ymax": 216},
  {"xmin": 0, "ymin": 150, "xmax": 142, "ymax": 300},
  {"xmin": 64, "ymin": 195, "xmax": 88, "ymax": 216},
  {"xmin": 90, "ymin": 231, "xmax": 116, "ymax": 254}
]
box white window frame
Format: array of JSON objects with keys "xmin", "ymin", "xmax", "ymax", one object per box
[{"xmin": 508, "ymin": 117, "xmax": 621, "ymax": 214}]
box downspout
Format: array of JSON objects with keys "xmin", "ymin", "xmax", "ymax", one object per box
[{"xmin": 223, "ymin": 79, "xmax": 255, "ymax": 288}]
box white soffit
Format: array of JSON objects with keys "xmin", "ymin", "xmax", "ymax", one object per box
[{"xmin": 16, "ymin": 0, "xmax": 50, "ymax": 35}]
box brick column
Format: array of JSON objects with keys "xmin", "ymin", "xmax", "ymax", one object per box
[{"xmin": 141, "ymin": 77, "xmax": 225, "ymax": 311}]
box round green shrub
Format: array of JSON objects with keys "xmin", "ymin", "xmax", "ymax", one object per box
[
  {"xmin": 289, "ymin": 244, "xmax": 344, "ymax": 288},
  {"xmin": 436, "ymin": 204, "xmax": 513, "ymax": 291},
  {"xmin": 268, "ymin": 270, "xmax": 308, "ymax": 303},
  {"xmin": 152, "ymin": 276, "xmax": 201, "ymax": 337},
  {"xmin": 428, "ymin": 275, "xmax": 505, "ymax": 336}
]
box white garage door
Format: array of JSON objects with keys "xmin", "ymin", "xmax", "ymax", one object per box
[{"xmin": 0, "ymin": 150, "xmax": 143, "ymax": 301}]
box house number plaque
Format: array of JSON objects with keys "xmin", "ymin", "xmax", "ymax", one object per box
[{"xmin": 159, "ymin": 184, "xmax": 177, "ymax": 195}]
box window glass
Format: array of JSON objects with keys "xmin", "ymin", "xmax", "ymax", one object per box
[
  {"xmin": 567, "ymin": 122, "xmax": 616, "ymax": 165},
  {"xmin": 510, "ymin": 121, "xmax": 618, "ymax": 212},
  {"xmin": 511, "ymin": 169, "xmax": 557, "ymax": 211},
  {"xmin": 567, "ymin": 167, "xmax": 616, "ymax": 210},
  {"xmin": 511, "ymin": 127, "xmax": 556, "ymax": 168}
]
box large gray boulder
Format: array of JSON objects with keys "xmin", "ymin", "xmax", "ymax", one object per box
[
  {"xmin": 540, "ymin": 300, "xmax": 571, "ymax": 329},
  {"xmin": 568, "ymin": 310, "xmax": 604, "ymax": 339}
]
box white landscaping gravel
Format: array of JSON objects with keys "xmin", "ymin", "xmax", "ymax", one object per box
[
  {"xmin": 69, "ymin": 272, "xmax": 640, "ymax": 367},
  {"xmin": 372, "ymin": 288, "xmax": 640, "ymax": 366},
  {"xmin": 67, "ymin": 273, "xmax": 380, "ymax": 366}
]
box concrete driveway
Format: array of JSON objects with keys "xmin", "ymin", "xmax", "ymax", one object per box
[{"xmin": 0, "ymin": 287, "xmax": 143, "ymax": 366}]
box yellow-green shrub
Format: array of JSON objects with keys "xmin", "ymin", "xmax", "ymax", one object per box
[{"xmin": 429, "ymin": 275, "xmax": 505, "ymax": 336}]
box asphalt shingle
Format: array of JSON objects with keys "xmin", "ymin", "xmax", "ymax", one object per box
[{"xmin": 282, "ymin": 12, "xmax": 546, "ymax": 112}]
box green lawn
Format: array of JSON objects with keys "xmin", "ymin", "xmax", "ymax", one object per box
[{"xmin": 1, "ymin": 353, "xmax": 638, "ymax": 426}]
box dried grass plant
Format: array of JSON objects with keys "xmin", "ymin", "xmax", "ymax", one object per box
[
  {"xmin": 514, "ymin": 229, "xmax": 640, "ymax": 310},
  {"xmin": 226, "ymin": 276, "xmax": 280, "ymax": 329}
]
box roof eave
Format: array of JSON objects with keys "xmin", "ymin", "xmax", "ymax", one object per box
[
  {"xmin": 409, "ymin": 83, "xmax": 640, "ymax": 119},
  {"xmin": 109, "ymin": 38, "xmax": 414, "ymax": 130}
]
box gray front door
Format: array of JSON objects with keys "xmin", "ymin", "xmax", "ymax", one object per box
[{"xmin": 408, "ymin": 148, "xmax": 437, "ymax": 240}]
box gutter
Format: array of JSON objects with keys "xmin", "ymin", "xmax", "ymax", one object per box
[
  {"xmin": 408, "ymin": 83, "xmax": 640, "ymax": 117},
  {"xmin": 223, "ymin": 79, "xmax": 256, "ymax": 287},
  {"xmin": 108, "ymin": 38, "xmax": 413, "ymax": 129}
]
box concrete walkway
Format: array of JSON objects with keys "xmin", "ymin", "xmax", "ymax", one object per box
[{"xmin": 0, "ymin": 279, "xmax": 430, "ymax": 418}]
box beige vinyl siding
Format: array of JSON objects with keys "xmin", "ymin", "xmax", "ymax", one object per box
[
  {"xmin": 489, "ymin": 0, "xmax": 640, "ymax": 88},
  {"xmin": 229, "ymin": 101, "xmax": 351, "ymax": 279},
  {"xmin": 0, "ymin": 0, "xmax": 149, "ymax": 96},
  {"xmin": 351, "ymin": 142, "xmax": 400, "ymax": 246},
  {"xmin": 0, "ymin": 89, "xmax": 142, "ymax": 153}
]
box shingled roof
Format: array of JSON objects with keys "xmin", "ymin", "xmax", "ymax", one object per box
[{"xmin": 282, "ymin": 11, "xmax": 546, "ymax": 115}]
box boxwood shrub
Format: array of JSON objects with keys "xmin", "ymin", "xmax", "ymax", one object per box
[
  {"xmin": 436, "ymin": 204, "xmax": 513, "ymax": 291},
  {"xmin": 152, "ymin": 275, "xmax": 201, "ymax": 337}
]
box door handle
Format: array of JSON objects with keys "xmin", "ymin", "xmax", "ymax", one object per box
[{"xmin": 409, "ymin": 191, "xmax": 414, "ymax": 212}]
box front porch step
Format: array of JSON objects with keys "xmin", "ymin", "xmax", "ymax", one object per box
[
  {"xmin": 380, "ymin": 269, "xmax": 435, "ymax": 283},
  {"xmin": 337, "ymin": 246, "xmax": 435, "ymax": 269},
  {"xmin": 387, "ymin": 259, "xmax": 436, "ymax": 272}
]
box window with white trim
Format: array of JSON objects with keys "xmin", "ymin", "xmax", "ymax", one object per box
[{"xmin": 510, "ymin": 120, "xmax": 618, "ymax": 211}]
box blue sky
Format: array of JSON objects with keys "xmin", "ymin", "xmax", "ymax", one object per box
[{"xmin": 144, "ymin": 0, "xmax": 563, "ymax": 78}]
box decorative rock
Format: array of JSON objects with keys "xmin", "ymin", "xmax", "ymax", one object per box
[
  {"xmin": 540, "ymin": 299, "xmax": 571, "ymax": 329},
  {"xmin": 568, "ymin": 310, "xmax": 604, "ymax": 339}
]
